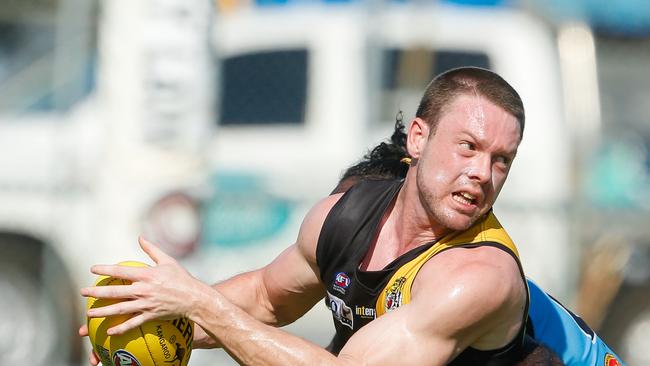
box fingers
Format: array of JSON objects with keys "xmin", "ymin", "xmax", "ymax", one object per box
[
  {"xmin": 89, "ymin": 350, "xmax": 100, "ymax": 366},
  {"xmin": 79, "ymin": 325, "xmax": 99, "ymax": 366},
  {"xmin": 90, "ymin": 264, "xmax": 145, "ymax": 281},
  {"xmin": 86, "ymin": 299, "xmax": 146, "ymax": 318},
  {"xmin": 80, "ymin": 324, "xmax": 99, "ymax": 365},
  {"xmin": 139, "ymin": 236, "xmax": 174, "ymax": 265},
  {"xmin": 81, "ymin": 284, "xmax": 141, "ymax": 300},
  {"xmin": 107, "ymin": 313, "xmax": 149, "ymax": 335}
]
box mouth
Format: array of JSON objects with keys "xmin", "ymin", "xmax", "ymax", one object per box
[{"xmin": 452, "ymin": 191, "xmax": 478, "ymax": 206}]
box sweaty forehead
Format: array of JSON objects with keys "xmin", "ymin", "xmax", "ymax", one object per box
[{"xmin": 438, "ymin": 94, "xmax": 520, "ymax": 140}]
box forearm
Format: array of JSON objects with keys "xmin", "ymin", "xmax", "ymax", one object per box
[
  {"xmin": 191, "ymin": 283, "xmax": 348, "ymax": 366},
  {"xmin": 214, "ymin": 270, "xmax": 280, "ymax": 325},
  {"xmin": 214, "ymin": 261, "xmax": 325, "ymax": 327},
  {"xmin": 199, "ymin": 242, "xmax": 326, "ymax": 350},
  {"xmin": 191, "ymin": 270, "xmax": 278, "ymax": 349}
]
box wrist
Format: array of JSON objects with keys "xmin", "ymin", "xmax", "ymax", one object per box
[
  {"xmin": 187, "ymin": 281, "xmax": 221, "ymax": 322},
  {"xmin": 187, "ymin": 287, "xmax": 225, "ymax": 350}
]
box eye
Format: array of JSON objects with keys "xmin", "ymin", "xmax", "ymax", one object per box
[
  {"xmin": 460, "ymin": 141, "xmax": 475, "ymax": 151},
  {"xmin": 494, "ymin": 155, "xmax": 511, "ymax": 166}
]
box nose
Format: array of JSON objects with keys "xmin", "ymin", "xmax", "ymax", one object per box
[{"xmin": 467, "ymin": 154, "xmax": 492, "ymax": 184}]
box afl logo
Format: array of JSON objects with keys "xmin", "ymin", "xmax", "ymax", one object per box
[
  {"xmin": 335, "ymin": 272, "xmax": 350, "ymax": 288},
  {"xmin": 333, "ymin": 272, "xmax": 351, "ymax": 294},
  {"xmin": 113, "ymin": 350, "xmax": 142, "ymax": 366}
]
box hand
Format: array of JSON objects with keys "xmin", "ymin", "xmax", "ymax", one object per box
[
  {"xmin": 78, "ymin": 324, "xmax": 100, "ymax": 366},
  {"xmin": 81, "ymin": 237, "xmax": 208, "ymax": 335}
]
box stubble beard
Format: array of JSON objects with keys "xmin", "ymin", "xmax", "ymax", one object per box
[{"xmin": 416, "ymin": 170, "xmax": 477, "ymax": 233}]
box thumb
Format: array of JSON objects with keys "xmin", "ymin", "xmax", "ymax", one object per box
[
  {"xmin": 79, "ymin": 324, "xmax": 89, "ymax": 337},
  {"xmin": 138, "ymin": 236, "xmax": 174, "ymax": 264}
]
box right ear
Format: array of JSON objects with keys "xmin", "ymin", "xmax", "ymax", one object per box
[{"xmin": 406, "ymin": 117, "xmax": 430, "ymax": 159}]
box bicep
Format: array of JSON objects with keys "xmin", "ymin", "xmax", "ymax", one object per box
[
  {"xmin": 212, "ymin": 249, "xmax": 323, "ymax": 327},
  {"xmin": 260, "ymin": 243, "xmax": 325, "ymax": 325},
  {"xmin": 259, "ymin": 194, "xmax": 342, "ymax": 324}
]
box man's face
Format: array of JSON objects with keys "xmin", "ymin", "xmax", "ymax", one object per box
[{"xmin": 413, "ymin": 93, "xmax": 521, "ymax": 231}]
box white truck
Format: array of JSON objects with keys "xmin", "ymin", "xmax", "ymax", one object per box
[
  {"xmin": 0, "ymin": 0, "xmax": 643, "ymax": 365},
  {"xmin": 0, "ymin": 0, "xmax": 214, "ymax": 364}
]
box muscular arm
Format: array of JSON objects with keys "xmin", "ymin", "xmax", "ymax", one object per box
[
  {"xmin": 189, "ymin": 246, "xmax": 525, "ymax": 365},
  {"xmin": 339, "ymin": 246, "xmax": 526, "ymax": 364},
  {"xmin": 193, "ymin": 194, "xmax": 337, "ymax": 348},
  {"xmin": 213, "ymin": 244, "xmax": 324, "ymax": 327},
  {"xmin": 83, "ymin": 203, "xmax": 525, "ymax": 365}
]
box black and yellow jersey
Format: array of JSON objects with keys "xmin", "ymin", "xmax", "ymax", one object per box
[{"xmin": 316, "ymin": 179, "xmax": 530, "ymax": 365}]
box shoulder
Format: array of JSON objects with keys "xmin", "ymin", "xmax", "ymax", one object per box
[
  {"xmin": 295, "ymin": 193, "xmax": 344, "ymax": 263},
  {"xmin": 414, "ymin": 245, "xmax": 524, "ymax": 299},
  {"xmin": 410, "ymin": 245, "xmax": 526, "ymax": 345},
  {"xmin": 297, "ymin": 179, "xmax": 396, "ymax": 250}
]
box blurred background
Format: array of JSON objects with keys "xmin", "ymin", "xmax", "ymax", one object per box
[{"xmin": 0, "ymin": 0, "xmax": 648, "ymax": 364}]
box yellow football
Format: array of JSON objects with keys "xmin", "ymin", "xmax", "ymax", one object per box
[{"xmin": 86, "ymin": 261, "xmax": 193, "ymax": 366}]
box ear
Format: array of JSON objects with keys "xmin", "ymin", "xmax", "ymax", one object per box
[{"xmin": 406, "ymin": 117, "xmax": 430, "ymax": 159}]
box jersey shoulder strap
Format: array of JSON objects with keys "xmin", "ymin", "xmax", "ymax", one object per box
[
  {"xmin": 316, "ymin": 179, "xmax": 403, "ymax": 281},
  {"xmin": 375, "ymin": 211, "xmax": 521, "ymax": 316}
]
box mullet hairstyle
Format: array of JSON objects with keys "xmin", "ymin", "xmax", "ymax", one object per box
[
  {"xmin": 332, "ymin": 113, "xmax": 408, "ymax": 194},
  {"xmin": 415, "ymin": 67, "xmax": 525, "ymax": 140}
]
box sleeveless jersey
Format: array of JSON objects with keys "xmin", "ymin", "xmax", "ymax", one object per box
[{"xmin": 316, "ymin": 179, "xmax": 530, "ymax": 364}]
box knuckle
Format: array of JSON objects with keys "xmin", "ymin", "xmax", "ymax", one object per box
[
  {"xmin": 134, "ymin": 282, "xmax": 155, "ymax": 297},
  {"xmin": 131, "ymin": 283, "xmax": 146, "ymax": 297},
  {"xmin": 138, "ymin": 270, "xmax": 152, "ymax": 281}
]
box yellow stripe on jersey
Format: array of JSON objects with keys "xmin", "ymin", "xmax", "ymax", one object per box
[{"xmin": 375, "ymin": 212, "xmax": 520, "ymax": 317}]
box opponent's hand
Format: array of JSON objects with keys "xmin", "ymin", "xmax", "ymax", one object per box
[
  {"xmin": 81, "ymin": 237, "xmax": 210, "ymax": 335},
  {"xmin": 78, "ymin": 324, "xmax": 100, "ymax": 366}
]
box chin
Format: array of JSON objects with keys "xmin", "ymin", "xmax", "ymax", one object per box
[
  {"xmin": 446, "ymin": 219, "xmax": 474, "ymax": 231},
  {"xmin": 436, "ymin": 213, "xmax": 475, "ymax": 232},
  {"xmin": 449, "ymin": 207, "xmax": 490, "ymax": 231}
]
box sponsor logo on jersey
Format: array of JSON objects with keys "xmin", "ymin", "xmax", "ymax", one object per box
[
  {"xmin": 355, "ymin": 305, "xmax": 376, "ymax": 319},
  {"xmin": 327, "ymin": 292, "xmax": 354, "ymax": 329},
  {"xmin": 604, "ymin": 354, "xmax": 621, "ymax": 366},
  {"xmin": 384, "ymin": 276, "xmax": 407, "ymax": 312},
  {"xmin": 333, "ymin": 272, "xmax": 351, "ymax": 294},
  {"xmin": 113, "ymin": 349, "xmax": 142, "ymax": 366}
]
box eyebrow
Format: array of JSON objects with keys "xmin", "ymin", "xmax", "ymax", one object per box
[
  {"xmin": 458, "ymin": 131, "xmax": 518, "ymax": 157},
  {"xmin": 458, "ymin": 131, "xmax": 481, "ymax": 144}
]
